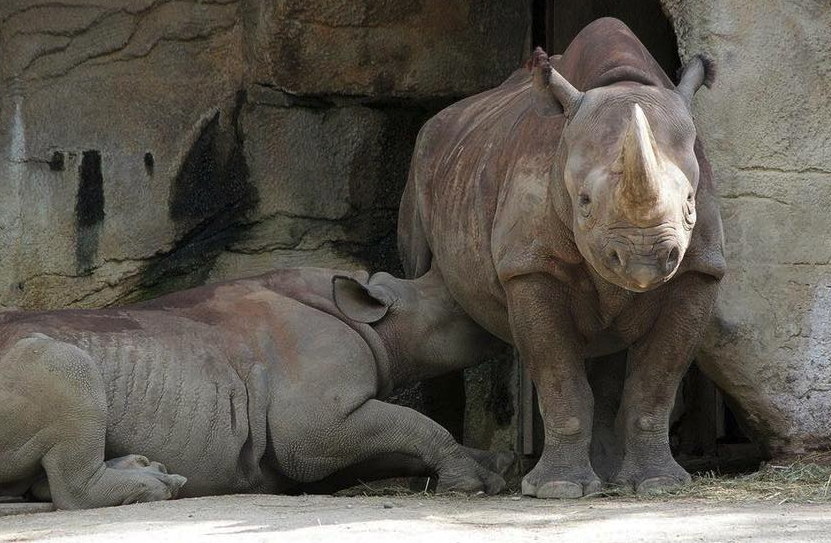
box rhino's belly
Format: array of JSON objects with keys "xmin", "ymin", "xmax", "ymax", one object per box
[
  {"xmin": 423, "ymin": 196, "xmax": 512, "ymax": 341},
  {"xmin": 90, "ymin": 336, "xmax": 264, "ymax": 495},
  {"xmin": 439, "ymin": 258, "xmax": 512, "ymax": 342}
]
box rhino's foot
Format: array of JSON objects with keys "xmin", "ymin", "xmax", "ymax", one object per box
[
  {"xmin": 460, "ymin": 447, "xmax": 517, "ymax": 478},
  {"xmin": 521, "ymin": 464, "xmax": 601, "ymax": 499},
  {"xmin": 106, "ymin": 454, "xmax": 168, "ymax": 473},
  {"xmin": 103, "ymin": 454, "xmax": 185, "ymax": 503},
  {"xmin": 436, "ymin": 459, "xmax": 506, "ymax": 495},
  {"xmin": 112, "ymin": 456, "xmax": 184, "ymax": 500},
  {"xmin": 117, "ymin": 468, "xmax": 187, "ymax": 504},
  {"xmin": 613, "ymin": 457, "xmax": 691, "ymax": 495}
]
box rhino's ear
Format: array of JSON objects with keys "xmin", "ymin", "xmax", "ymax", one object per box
[
  {"xmin": 332, "ymin": 275, "xmax": 391, "ymax": 324},
  {"xmin": 529, "ymin": 47, "xmax": 583, "ymax": 118},
  {"xmin": 676, "ymin": 53, "xmax": 716, "ymax": 106}
]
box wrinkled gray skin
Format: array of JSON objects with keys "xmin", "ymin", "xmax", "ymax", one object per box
[
  {"xmin": 0, "ymin": 267, "xmax": 508, "ymax": 510},
  {"xmin": 398, "ymin": 19, "xmax": 725, "ymax": 498}
]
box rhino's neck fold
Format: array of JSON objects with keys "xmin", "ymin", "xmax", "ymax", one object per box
[{"xmin": 352, "ymin": 324, "xmax": 395, "ymax": 398}]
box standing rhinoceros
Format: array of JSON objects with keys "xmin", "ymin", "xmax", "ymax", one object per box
[
  {"xmin": 398, "ymin": 18, "xmax": 725, "ymax": 498},
  {"xmin": 0, "ymin": 267, "xmax": 508, "ymax": 510}
]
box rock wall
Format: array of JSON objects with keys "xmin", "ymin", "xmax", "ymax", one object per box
[
  {"xmin": 0, "ymin": 0, "xmax": 530, "ymax": 309},
  {"xmin": 4, "ymin": 0, "xmax": 828, "ymax": 458},
  {"xmin": 661, "ymin": 0, "xmax": 831, "ymax": 454}
]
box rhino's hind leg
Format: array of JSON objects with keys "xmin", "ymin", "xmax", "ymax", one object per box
[
  {"xmin": 42, "ymin": 441, "xmax": 186, "ymax": 509},
  {"xmin": 301, "ymin": 446, "xmax": 515, "ymax": 494},
  {"xmin": 460, "ymin": 446, "xmax": 516, "ymax": 478},
  {"xmin": 2, "ymin": 335, "xmax": 185, "ymax": 509},
  {"xmin": 276, "ymin": 399, "xmax": 505, "ymax": 495},
  {"xmin": 27, "ymin": 455, "xmax": 175, "ymax": 503}
]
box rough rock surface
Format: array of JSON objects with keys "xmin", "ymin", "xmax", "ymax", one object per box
[
  {"xmin": 5, "ymin": 0, "xmax": 828, "ymax": 459},
  {"xmin": 0, "ymin": 1, "xmax": 530, "ymax": 311},
  {"xmin": 246, "ymin": 0, "xmax": 531, "ymax": 99},
  {"xmin": 661, "ymin": 0, "xmax": 831, "ymax": 453},
  {"xmin": 0, "ymin": 0, "xmax": 247, "ymax": 309}
]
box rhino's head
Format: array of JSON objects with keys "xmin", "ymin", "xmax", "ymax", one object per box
[{"xmin": 532, "ymin": 48, "xmax": 715, "ymax": 292}]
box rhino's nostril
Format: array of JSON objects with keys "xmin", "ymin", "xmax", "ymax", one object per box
[
  {"xmin": 664, "ymin": 246, "xmax": 680, "ymax": 273},
  {"xmin": 608, "ymin": 249, "xmax": 622, "ymax": 269}
]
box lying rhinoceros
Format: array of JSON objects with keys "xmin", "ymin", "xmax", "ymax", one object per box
[
  {"xmin": 0, "ymin": 267, "xmax": 508, "ymax": 509},
  {"xmin": 398, "ymin": 18, "xmax": 725, "ymax": 498}
]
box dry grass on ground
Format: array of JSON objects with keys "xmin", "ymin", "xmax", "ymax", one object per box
[
  {"xmin": 339, "ymin": 453, "xmax": 831, "ymax": 504},
  {"xmin": 646, "ymin": 454, "xmax": 831, "ymax": 504}
]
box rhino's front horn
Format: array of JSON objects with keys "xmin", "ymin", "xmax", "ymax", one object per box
[{"xmin": 619, "ymin": 104, "xmax": 663, "ymax": 220}]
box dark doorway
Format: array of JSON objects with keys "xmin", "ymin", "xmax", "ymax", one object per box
[{"xmin": 544, "ymin": 0, "xmax": 681, "ymax": 78}]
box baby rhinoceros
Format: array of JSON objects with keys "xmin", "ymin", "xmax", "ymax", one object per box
[{"xmin": 0, "ymin": 267, "xmax": 508, "ymax": 509}]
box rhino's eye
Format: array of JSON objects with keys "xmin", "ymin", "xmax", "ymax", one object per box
[
  {"xmin": 577, "ymin": 193, "xmax": 592, "ymax": 219},
  {"xmin": 687, "ymin": 192, "xmax": 694, "ymax": 202}
]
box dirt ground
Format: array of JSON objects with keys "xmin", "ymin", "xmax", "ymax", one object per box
[{"xmin": 1, "ymin": 494, "xmax": 829, "ymax": 542}]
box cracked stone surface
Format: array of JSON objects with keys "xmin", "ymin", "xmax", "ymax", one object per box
[
  {"xmin": 0, "ymin": 0, "xmax": 248, "ymax": 309},
  {"xmin": 662, "ymin": 0, "xmax": 831, "ymax": 452},
  {"xmin": 0, "ymin": 1, "xmax": 530, "ymax": 311},
  {"xmin": 2, "ymin": 0, "xmax": 828, "ymax": 456},
  {"xmin": 246, "ymin": 0, "xmax": 531, "ymax": 98}
]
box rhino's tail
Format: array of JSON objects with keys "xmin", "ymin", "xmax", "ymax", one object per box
[{"xmin": 397, "ymin": 168, "xmax": 433, "ymax": 279}]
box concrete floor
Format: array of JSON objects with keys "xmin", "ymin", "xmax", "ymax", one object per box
[{"xmin": 0, "ymin": 495, "xmax": 829, "ymax": 542}]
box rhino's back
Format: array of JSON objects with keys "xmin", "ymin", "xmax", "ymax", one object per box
[
  {"xmin": 401, "ymin": 65, "xmax": 568, "ymax": 338},
  {"xmin": 0, "ymin": 302, "xmax": 275, "ymax": 494},
  {"xmin": 402, "ymin": 17, "xmax": 675, "ymax": 251},
  {"xmin": 0, "ymin": 277, "xmax": 378, "ymax": 496},
  {"xmin": 556, "ymin": 17, "xmax": 672, "ymax": 91},
  {"xmin": 401, "ymin": 17, "xmax": 722, "ymax": 289}
]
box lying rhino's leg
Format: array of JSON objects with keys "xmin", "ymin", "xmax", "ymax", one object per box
[
  {"xmin": 614, "ymin": 273, "xmax": 719, "ymax": 493},
  {"xmin": 26, "ymin": 455, "xmax": 168, "ymax": 503},
  {"xmin": 302, "ymin": 447, "xmax": 514, "ymax": 494},
  {"xmin": 504, "ymin": 277, "xmax": 601, "ymax": 498},
  {"xmin": 276, "ymin": 399, "xmax": 505, "ymax": 495},
  {"xmin": 1, "ymin": 336, "xmax": 186, "ymax": 509},
  {"xmin": 104, "ymin": 455, "xmax": 167, "ymax": 471},
  {"xmin": 459, "ymin": 446, "xmax": 516, "ymax": 477}
]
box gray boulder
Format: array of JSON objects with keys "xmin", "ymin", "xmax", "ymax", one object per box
[{"xmin": 662, "ymin": 0, "xmax": 831, "ymax": 453}]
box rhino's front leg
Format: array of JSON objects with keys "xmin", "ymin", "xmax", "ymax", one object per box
[
  {"xmin": 614, "ymin": 272, "xmax": 719, "ymax": 493},
  {"xmin": 273, "ymin": 399, "xmax": 505, "ymax": 495},
  {"xmin": 505, "ymin": 275, "xmax": 601, "ymax": 498}
]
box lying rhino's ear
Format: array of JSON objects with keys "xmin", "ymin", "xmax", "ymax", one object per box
[
  {"xmin": 676, "ymin": 53, "xmax": 716, "ymax": 106},
  {"xmin": 529, "ymin": 47, "xmax": 583, "ymax": 118},
  {"xmin": 332, "ymin": 275, "xmax": 391, "ymax": 324}
]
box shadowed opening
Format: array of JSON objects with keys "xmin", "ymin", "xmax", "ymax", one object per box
[{"xmin": 547, "ymin": 0, "xmax": 680, "ymax": 77}]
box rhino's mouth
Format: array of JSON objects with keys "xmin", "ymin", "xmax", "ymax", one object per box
[
  {"xmin": 586, "ymin": 242, "xmax": 682, "ymax": 293},
  {"xmin": 603, "ymin": 263, "xmax": 676, "ymax": 292}
]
